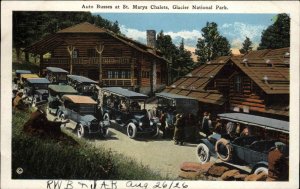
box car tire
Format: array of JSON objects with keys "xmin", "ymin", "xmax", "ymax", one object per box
[
  {"xmin": 196, "ymin": 143, "xmax": 210, "ymax": 163},
  {"xmin": 127, "ymin": 123, "xmax": 137, "ymax": 139},
  {"xmin": 103, "ymin": 113, "xmax": 110, "ymax": 122},
  {"xmin": 77, "ymin": 124, "xmax": 86, "ymax": 138},
  {"xmin": 152, "ymin": 126, "xmax": 160, "ymax": 137},
  {"xmin": 59, "ymin": 113, "xmax": 66, "ymax": 127},
  {"xmin": 102, "ymin": 127, "xmax": 109, "ymax": 137},
  {"xmin": 215, "ymin": 138, "xmax": 233, "ymax": 162},
  {"xmin": 253, "ymin": 166, "xmax": 268, "ymax": 175}
]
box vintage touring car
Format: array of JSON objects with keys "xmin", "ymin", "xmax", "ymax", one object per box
[
  {"xmin": 196, "ymin": 113, "xmax": 289, "ymax": 174},
  {"xmin": 155, "ymin": 92, "xmax": 199, "ymax": 139},
  {"xmin": 47, "ymin": 84, "xmax": 78, "ymax": 115},
  {"xmin": 67, "ymin": 75, "xmax": 98, "ymax": 99},
  {"xmin": 56, "ymin": 95, "xmax": 109, "ymax": 138},
  {"xmin": 23, "ymin": 78, "xmax": 50, "ymax": 106},
  {"xmin": 46, "ymin": 67, "xmax": 69, "ymax": 84},
  {"xmin": 101, "ymin": 87, "xmax": 159, "ymax": 139}
]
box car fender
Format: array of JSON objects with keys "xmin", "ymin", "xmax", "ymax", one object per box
[
  {"xmin": 251, "ymin": 161, "xmax": 268, "ymax": 171},
  {"xmin": 58, "ymin": 110, "xmax": 68, "ymax": 118},
  {"xmin": 127, "ymin": 119, "xmax": 138, "ymax": 126},
  {"xmin": 79, "ymin": 121, "xmax": 88, "ymax": 128},
  {"xmin": 200, "ymin": 139, "xmax": 218, "ymax": 156}
]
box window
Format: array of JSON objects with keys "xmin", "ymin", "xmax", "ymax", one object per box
[
  {"xmin": 72, "ymin": 49, "xmax": 79, "ymax": 58},
  {"xmin": 142, "ymin": 71, "xmax": 150, "ymax": 78},
  {"xmin": 234, "ymin": 75, "xmax": 242, "ymax": 93},
  {"xmin": 108, "ymin": 71, "xmax": 113, "ymax": 79},
  {"xmin": 107, "ymin": 70, "xmax": 131, "ymax": 79},
  {"xmin": 87, "ymin": 49, "xmax": 97, "ymax": 57}
]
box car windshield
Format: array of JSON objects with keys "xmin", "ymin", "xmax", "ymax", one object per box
[
  {"xmin": 33, "ymin": 84, "xmax": 48, "ymax": 90},
  {"xmin": 79, "ymin": 104, "xmax": 95, "ymax": 115}
]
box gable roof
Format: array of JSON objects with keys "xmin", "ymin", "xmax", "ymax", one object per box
[
  {"xmin": 24, "ymin": 22, "xmax": 167, "ymax": 62},
  {"xmin": 232, "ymin": 48, "xmax": 290, "ymax": 94},
  {"xmin": 163, "ymin": 56, "xmax": 230, "ymax": 105}
]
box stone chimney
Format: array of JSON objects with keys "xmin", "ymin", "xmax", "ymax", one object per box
[{"xmin": 147, "ymin": 30, "xmax": 156, "ymax": 48}]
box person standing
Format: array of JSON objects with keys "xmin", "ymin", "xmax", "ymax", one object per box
[
  {"xmin": 159, "ymin": 110, "xmax": 167, "ymax": 138},
  {"xmin": 173, "ymin": 114, "xmax": 184, "ymax": 145},
  {"xmin": 267, "ymin": 142, "xmax": 289, "ymax": 181},
  {"xmin": 201, "ymin": 112, "xmax": 211, "ymax": 138}
]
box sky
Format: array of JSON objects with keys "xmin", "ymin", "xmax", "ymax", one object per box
[{"xmin": 95, "ymin": 13, "xmax": 277, "ymax": 53}]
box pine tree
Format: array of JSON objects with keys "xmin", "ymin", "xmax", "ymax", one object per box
[
  {"xmin": 173, "ymin": 39, "xmax": 194, "ymax": 77},
  {"xmin": 195, "ymin": 22, "xmax": 231, "ymax": 64},
  {"xmin": 239, "ymin": 37, "xmax": 253, "ymax": 54},
  {"xmin": 258, "ymin": 13, "xmax": 290, "ymax": 50}
]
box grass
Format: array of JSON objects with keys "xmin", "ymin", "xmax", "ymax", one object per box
[{"xmin": 12, "ymin": 110, "xmax": 164, "ymax": 180}]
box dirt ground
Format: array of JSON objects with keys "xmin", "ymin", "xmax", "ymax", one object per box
[{"xmin": 47, "ymin": 108, "xmax": 250, "ymax": 179}]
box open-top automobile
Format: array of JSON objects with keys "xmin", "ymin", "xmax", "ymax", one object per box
[
  {"xmin": 23, "ymin": 77, "xmax": 50, "ymax": 106},
  {"xmin": 46, "ymin": 67, "xmax": 69, "ymax": 84},
  {"xmin": 196, "ymin": 113, "xmax": 289, "ymax": 174},
  {"xmin": 48, "ymin": 84, "xmax": 78, "ymax": 115},
  {"xmin": 155, "ymin": 92, "xmax": 199, "ymax": 139},
  {"xmin": 101, "ymin": 87, "xmax": 159, "ymax": 139},
  {"xmin": 67, "ymin": 74, "xmax": 98, "ymax": 100},
  {"xmin": 57, "ymin": 94, "xmax": 109, "ymax": 138}
]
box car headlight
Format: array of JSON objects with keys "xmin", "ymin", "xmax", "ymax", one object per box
[{"xmin": 139, "ymin": 122, "xmax": 143, "ymax": 126}]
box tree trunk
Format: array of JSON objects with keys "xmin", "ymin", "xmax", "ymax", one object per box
[
  {"xmin": 25, "ymin": 52, "xmax": 29, "ymax": 63},
  {"xmin": 16, "ymin": 47, "xmax": 21, "ymax": 63}
]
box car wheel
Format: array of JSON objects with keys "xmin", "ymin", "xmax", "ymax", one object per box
[
  {"xmin": 215, "ymin": 138, "xmax": 233, "ymax": 162},
  {"xmin": 253, "ymin": 166, "xmax": 268, "ymax": 175},
  {"xmin": 59, "ymin": 113, "xmax": 66, "ymax": 127},
  {"xmin": 103, "ymin": 113, "xmax": 110, "ymax": 122},
  {"xmin": 152, "ymin": 126, "xmax": 160, "ymax": 137},
  {"xmin": 101, "ymin": 127, "xmax": 109, "ymax": 137},
  {"xmin": 77, "ymin": 124, "xmax": 86, "ymax": 138},
  {"xmin": 196, "ymin": 143, "xmax": 210, "ymax": 163},
  {"xmin": 127, "ymin": 123, "xmax": 137, "ymax": 139}
]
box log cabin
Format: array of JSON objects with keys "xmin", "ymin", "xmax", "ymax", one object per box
[
  {"xmin": 164, "ymin": 48, "xmax": 290, "ymax": 121},
  {"xmin": 24, "ymin": 22, "xmax": 168, "ymax": 94}
]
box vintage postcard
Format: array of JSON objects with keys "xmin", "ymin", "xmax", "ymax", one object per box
[{"xmin": 1, "ymin": 1, "xmax": 299, "ymax": 189}]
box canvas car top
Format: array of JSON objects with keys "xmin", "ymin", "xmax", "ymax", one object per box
[
  {"xmin": 27, "ymin": 78, "xmax": 50, "ymax": 84},
  {"xmin": 67, "ymin": 75, "xmax": 98, "ymax": 84},
  {"xmin": 20, "ymin": 74, "xmax": 39, "ymax": 79},
  {"xmin": 46, "ymin": 67, "xmax": 68, "ymax": 73},
  {"xmin": 16, "ymin": 70, "xmax": 32, "ymax": 75},
  {"xmin": 102, "ymin": 87, "xmax": 148, "ymax": 99},
  {"xmin": 218, "ymin": 113, "xmax": 289, "ymax": 133},
  {"xmin": 156, "ymin": 92, "xmax": 197, "ymax": 100},
  {"xmin": 62, "ymin": 94, "xmax": 97, "ymax": 104},
  {"xmin": 48, "ymin": 84, "xmax": 78, "ymax": 93}
]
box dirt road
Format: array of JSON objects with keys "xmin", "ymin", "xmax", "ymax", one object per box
[
  {"xmin": 90, "ymin": 123, "xmax": 206, "ymax": 179},
  {"xmin": 47, "ymin": 112, "xmax": 249, "ymax": 179}
]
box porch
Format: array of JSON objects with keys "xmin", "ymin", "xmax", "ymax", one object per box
[{"xmin": 42, "ymin": 57, "xmax": 138, "ymax": 88}]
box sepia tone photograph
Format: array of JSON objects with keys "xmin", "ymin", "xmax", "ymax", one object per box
[{"xmin": 1, "ymin": 1, "xmax": 299, "ymax": 189}]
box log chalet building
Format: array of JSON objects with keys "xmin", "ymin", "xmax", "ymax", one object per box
[
  {"xmin": 164, "ymin": 48, "xmax": 290, "ymax": 121},
  {"xmin": 24, "ymin": 22, "xmax": 168, "ymax": 94}
]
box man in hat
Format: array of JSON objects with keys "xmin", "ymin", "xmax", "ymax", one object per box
[
  {"xmin": 267, "ymin": 142, "xmax": 289, "ymax": 181},
  {"xmin": 13, "ymin": 91, "xmax": 28, "ymax": 110}
]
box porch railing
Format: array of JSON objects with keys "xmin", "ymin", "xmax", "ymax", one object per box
[
  {"xmin": 102, "ymin": 78, "xmax": 137, "ymax": 87},
  {"xmin": 43, "ymin": 57, "xmax": 136, "ymax": 65}
]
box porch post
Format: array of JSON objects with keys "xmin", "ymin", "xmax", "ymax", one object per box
[
  {"xmin": 95, "ymin": 43, "xmax": 104, "ymax": 86},
  {"xmin": 67, "ymin": 45, "xmax": 75, "ymax": 74},
  {"xmin": 131, "ymin": 59, "xmax": 135, "ymax": 87}
]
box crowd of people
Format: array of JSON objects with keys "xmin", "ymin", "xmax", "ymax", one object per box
[{"xmin": 156, "ymin": 110, "xmax": 256, "ymax": 145}]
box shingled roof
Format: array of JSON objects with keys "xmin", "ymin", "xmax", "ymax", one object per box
[
  {"xmin": 24, "ymin": 22, "xmax": 167, "ymax": 62},
  {"xmin": 163, "ymin": 56, "xmax": 231, "ymax": 105},
  {"xmin": 234, "ymin": 48, "xmax": 290, "ymax": 94},
  {"xmin": 164, "ymin": 48, "xmax": 290, "ymax": 108}
]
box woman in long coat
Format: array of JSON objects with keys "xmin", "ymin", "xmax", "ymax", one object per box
[{"xmin": 173, "ymin": 114, "xmax": 184, "ymax": 145}]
